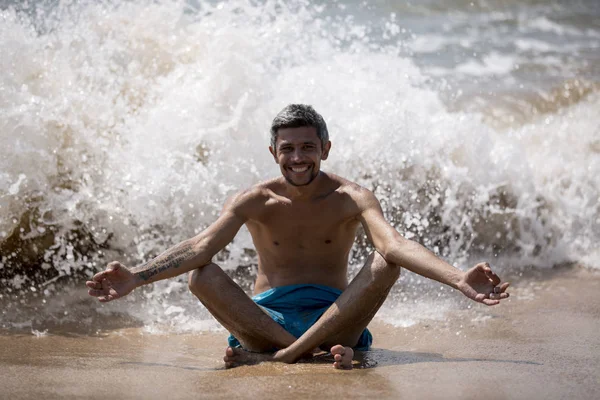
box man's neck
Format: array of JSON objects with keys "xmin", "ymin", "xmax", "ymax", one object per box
[{"xmin": 282, "ymin": 171, "xmax": 327, "ymax": 201}]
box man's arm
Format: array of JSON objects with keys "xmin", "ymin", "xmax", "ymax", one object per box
[
  {"xmin": 86, "ymin": 191, "xmax": 251, "ymax": 302},
  {"xmin": 355, "ymin": 187, "xmax": 509, "ymax": 305},
  {"xmin": 129, "ymin": 195, "xmax": 247, "ymax": 285}
]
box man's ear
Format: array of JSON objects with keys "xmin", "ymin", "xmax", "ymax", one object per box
[
  {"xmin": 269, "ymin": 146, "xmax": 279, "ymax": 163},
  {"xmin": 321, "ymin": 141, "xmax": 332, "ymax": 160}
]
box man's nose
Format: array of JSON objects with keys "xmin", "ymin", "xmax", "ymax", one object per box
[{"xmin": 290, "ymin": 149, "xmax": 304, "ymax": 162}]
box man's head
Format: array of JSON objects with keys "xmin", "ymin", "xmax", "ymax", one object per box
[
  {"xmin": 269, "ymin": 104, "xmax": 331, "ymax": 187},
  {"xmin": 270, "ymin": 104, "xmax": 329, "ymax": 151}
]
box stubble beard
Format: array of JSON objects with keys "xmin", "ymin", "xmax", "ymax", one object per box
[{"xmin": 283, "ymin": 165, "xmax": 319, "ymax": 187}]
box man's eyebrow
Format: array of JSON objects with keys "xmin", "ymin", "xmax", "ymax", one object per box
[{"xmin": 279, "ymin": 140, "xmax": 318, "ymax": 146}]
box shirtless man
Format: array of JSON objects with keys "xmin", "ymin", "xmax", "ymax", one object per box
[{"xmin": 86, "ymin": 104, "xmax": 510, "ymax": 369}]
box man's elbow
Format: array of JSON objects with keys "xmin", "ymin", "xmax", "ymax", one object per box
[
  {"xmin": 380, "ymin": 234, "xmax": 412, "ymax": 265},
  {"xmin": 190, "ymin": 237, "xmax": 215, "ymax": 267}
]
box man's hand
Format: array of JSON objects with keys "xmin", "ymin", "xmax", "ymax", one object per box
[
  {"xmin": 85, "ymin": 261, "xmax": 139, "ymax": 302},
  {"xmin": 457, "ymin": 262, "xmax": 510, "ymax": 306}
]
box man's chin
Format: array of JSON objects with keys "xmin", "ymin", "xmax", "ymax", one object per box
[
  {"xmin": 284, "ymin": 176, "xmax": 311, "ymax": 187},
  {"xmin": 283, "ymin": 173, "xmax": 317, "ymax": 187}
]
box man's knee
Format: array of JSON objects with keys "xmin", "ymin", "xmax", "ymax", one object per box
[{"xmin": 188, "ymin": 263, "xmax": 220, "ymax": 295}]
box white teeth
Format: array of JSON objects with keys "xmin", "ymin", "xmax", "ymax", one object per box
[{"xmin": 291, "ymin": 166, "xmax": 309, "ymax": 172}]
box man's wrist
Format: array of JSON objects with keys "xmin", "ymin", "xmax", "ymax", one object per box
[
  {"xmin": 131, "ymin": 270, "xmax": 146, "ymax": 288},
  {"xmin": 448, "ymin": 269, "xmax": 465, "ymax": 290}
]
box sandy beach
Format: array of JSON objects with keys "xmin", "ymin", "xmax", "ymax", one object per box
[{"xmin": 1, "ymin": 266, "xmax": 598, "ymax": 400}]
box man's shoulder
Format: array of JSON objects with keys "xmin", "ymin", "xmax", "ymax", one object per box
[
  {"xmin": 228, "ymin": 180, "xmax": 274, "ymax": 203},
  {"xmin": 327, "ymin": 173, "xmax": 374, "ymax": 200},
  {"xmin": 323, "ymin": 173, "xmax": 379, "ymax": 213},
  {"xmin": 225, "ymin": 179, "xmax": 281, "ymax": 212}
]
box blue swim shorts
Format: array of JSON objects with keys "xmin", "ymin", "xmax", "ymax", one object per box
[{"xmin": 228, "ymin": 284, "xmax": 372, "ymax": 351}]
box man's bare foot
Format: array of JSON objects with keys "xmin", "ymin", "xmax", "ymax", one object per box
[
  {"xmin": 223, "ymin": 346, "xmax": 275, "ymax": 368},
  {"xmin": 330, "ymin": 344, "xmax": 354, "ymax": 370}
]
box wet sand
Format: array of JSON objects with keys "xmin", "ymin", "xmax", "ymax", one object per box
[{"xmin": 1, "ymin": 266, "xmax": 599, "ymax": 400}]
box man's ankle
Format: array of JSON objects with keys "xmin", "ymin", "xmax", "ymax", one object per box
[{"xmin": 272, "ymin": 347, "xmax": 298, "ymax": 364}]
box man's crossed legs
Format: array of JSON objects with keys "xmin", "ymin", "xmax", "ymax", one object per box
[{"xmin": 187, "ymin": 252, "xmax": 400, "ymax": 369}]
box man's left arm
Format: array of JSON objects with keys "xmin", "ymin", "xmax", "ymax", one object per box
[{"xmin": 356, "ymin": 188, "xmax": 509, "ymax": 306}]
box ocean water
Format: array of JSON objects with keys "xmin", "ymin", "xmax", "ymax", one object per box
[{"xmin": 1, "ymin": 0, "xmax": 599, "ymax": 333}]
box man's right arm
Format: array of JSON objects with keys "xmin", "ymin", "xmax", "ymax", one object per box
[
  {"xmin": 86, "ymin": 190, "xmax": 252, "ymax": 302},
  {"xmin": 130, "ymin": 199, "xmax": 246, "ymax": 285}
]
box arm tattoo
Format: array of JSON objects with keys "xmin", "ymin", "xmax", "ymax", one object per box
[{"xmin": 131, "ymin": 242, "xmax": 196, "ymax": 281}]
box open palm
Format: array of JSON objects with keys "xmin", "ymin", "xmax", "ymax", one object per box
[{"xmin": 458, "ymin": 262, "xmax": 510, "ymax": 306}]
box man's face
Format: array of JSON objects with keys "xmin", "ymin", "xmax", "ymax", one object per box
[{"xmin": 269, "ymin": 126, "xmax": 331, "ymax": 187}]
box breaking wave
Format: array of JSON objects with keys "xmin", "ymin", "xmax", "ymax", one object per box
[{"xmin": 1, "ymin": 0, "xmax": 598, "ymax": 332}]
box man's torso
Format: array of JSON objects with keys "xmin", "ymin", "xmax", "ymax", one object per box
[{"xmin": 240, "ymin": 173, "xmax": 365, "ymax": 294}]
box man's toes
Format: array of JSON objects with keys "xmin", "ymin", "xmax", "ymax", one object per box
[
  {"xmin": 333, "ymin": 360, "xmax": 352, "ymax": 370},
  {"xmin": 331, "ymin": 345, "xmax": 354, "ymax": 370},
  {"xmin": 224, "ymin": 347, "xmax": 240, "ymax": 366},
  {"xmin": 225, "ymin": 361, "xmax": 236, "ymax": 369},
  {"xmin": 340, "ymin": 347, "xmax": 354, "ymax": 368},
  {"xmin": 330, "ymin": 344, "xmax": 346, "ymax": 356},
  {"xmin": 342, "ymin": 347, "xmax": 354, "ymax": 361}
]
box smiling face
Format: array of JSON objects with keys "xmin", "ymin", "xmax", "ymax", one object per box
[{"xmin": 269, "ymin": 126, "xmax": 331, "ymax": 187}]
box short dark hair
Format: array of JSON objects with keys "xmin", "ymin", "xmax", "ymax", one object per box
[{"xmin": 270, "ymin": 104, "xmax": 329, "ymax": 152}]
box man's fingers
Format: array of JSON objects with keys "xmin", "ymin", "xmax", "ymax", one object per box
[
  {"xmin": 98, "ymin": 294, "xmax": 115, "ymax": 303},
  {"xmin": 499, "ymin": 282, "xmax": 510, "ymax": 292},
  {"xmin": 475, "ymin": 262, "xmax": 489, "ymax": 271},
  {"xmin": 85, "ymin": 281, "xmax": 100, "ymax": 289},
  {"xmin": 475, "ymin": 293, "xmax": 486, "ymax": 302},
  {"xmin": 100, "ymin": 279, "xmax": 112, "ymax": 291},
  {"xmin": 91, "ymin": 262, "xmax": 123, "ymax": 282},
  {"xmin": 479, "ymin": 262, "xmax": 501, "ymax": 285},
  {"xmin": 482, "ymin": 298, "xmax": 500, "ymax": 306},
  {"xmin": 486, "ymin": 272, "xmax": 501, "ymax": 286},
  {"xmin": 475, "ymin": 262, "xmax": 494, "ymax": 282},
  {"xmin": 107, "ymin": 261, "xmax": 122, "ymax": 272},
  {"xmin": 489, "ymin": 292, "xmax": 509, "ymax": 300},
  {"xmin": 87, "ymin": 279, "xmax": 113, "ymax": 290},
  {"xmin": 88, "ymin": 289, "xmax": 105, "ymax": 297},
  {"xmin": 92, "ymin": 270, "xmax": 108, "ymax": 282}
]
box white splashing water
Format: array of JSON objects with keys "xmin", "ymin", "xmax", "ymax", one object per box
[{"xmin": 1, "ymin": 0, "xmax": 599, "ymax": 332}]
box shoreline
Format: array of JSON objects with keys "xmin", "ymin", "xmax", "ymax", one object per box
[{"xmin": 1, "ymin": 266, "xmax": 599, "ymax": 399}]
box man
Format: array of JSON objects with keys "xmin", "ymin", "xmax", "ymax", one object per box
[{"xmin": 86, "ymin": 104, "xmax": 510, "ymax": 370}]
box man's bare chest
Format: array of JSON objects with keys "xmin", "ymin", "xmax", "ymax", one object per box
[{"xmin": 248, "ymin": 198, "xmax": 359, "ymax": 250}]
